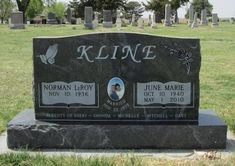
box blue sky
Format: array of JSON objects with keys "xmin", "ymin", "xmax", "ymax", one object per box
[{"xmin": 59, "ymin": 0, "xmax": 235, "ymax": 18}]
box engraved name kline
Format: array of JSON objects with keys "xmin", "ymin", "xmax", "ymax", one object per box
[
  {"xmin": 37, "ymin": 44, "xmax": 193, "ymax": 75},
  {"xmin": 77, "ymin": 44, "xmax": 157, "ymax": 63}
]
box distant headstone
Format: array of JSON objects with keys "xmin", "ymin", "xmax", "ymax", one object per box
[
  {"xmin": 7, "ymin": 33, "xmax": 227, "ymax": 150},
  {"xmin": 151, "ymin": 13, "xmax": 157, "ymax": 28},
  {"xmin": 121, "ymin": 18, "xmax": 129, "ymax": 27},
  {"xmin": 66, "ymin": 7, "xmax": 72, "ymax": 23},
  {"xmin": 71, "ymin": 18, "xmax": 77, "ymax": 24},
  {"xmin": 103, "ymin": 10, "xmax": 113, "ymax": 28},
  {"xmin": 76, "ymin": 18, "xmax": 82, "ymax": 24},
  {"xmin": 84, "ymin": 7, "xmax": 93, "ymax": 29},
  {"xmin": 164, "ymin": 4, "xmax": 172, "ymax": 26},
  {"xmin": 148, "ymin": 14, "xmax": 152, "ymax": 26},
  {"xmin": 93, "ymin": 12, "xmax": 99, "ymax": 28},
  {"xmin": 191, "ymin": 12, "xmax": 198, "ymax": 28},
  {"xmin": 230, "ymin": 17, "xmax": 234, "ymax": 24},
  {"xmin": 211, "ymin": 13, "xmax": 219, "ymax": 27},
  {"xmin": 188, "ymin": 4, "xmax": 194, "ymax": 26},
  {"xmin": 27, "ymin": 21, "xmax": 30, "ymax": 25},
  {"xmin": 47, "ymin": 12, "xmax": 57, "ymax": 24},
  {"xmin": 200, "ymin": 9, "xmax": 208, "ymax": 26},
  {"xmin": 131, "ymin": 14, "xmax": 137, "ymax": 26},
  {"xmin": 116, "ymin": 10, "xmax": 122, "ymax": 29},
  {"xmin": 9, "ymin": 11, "xmax": 25, "ymax": 29},
  {"xmin": 8, "ymin": 18, "xmax": 11, "ymax": 24},
  {"xmin": 138, "ymin": 18, "xmax": 144, "ymax": 29}
]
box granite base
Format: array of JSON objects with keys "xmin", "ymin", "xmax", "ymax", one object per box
[
  {"xmin": 103, "ymin": 22, "xmax": 113, "ymax": 28},
  {"xmin": 212, "ymin": 23, "xmax": 219, "ymax": 27},
  {"xmin": 9, "ymin": 24, "xmax": 25, "ymax": 29},
  {"xmin": 7, "ymin": 109, "xmax": 227, "ymax": 149},
  {"xmin": 84, "ymin": 23, "xmax": 94, "ymax": 29},
  {"xmin": 164, "ymin": 21, "xmax": 172, "ymax": 26},
  {"xmin": 47, "ymin": 19, "xmax": 58, "ymax": 24}
]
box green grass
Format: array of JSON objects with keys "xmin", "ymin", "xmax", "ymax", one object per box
[
  {"xmin": 0, "ymin": 152, "xmax": 235, "ymax": 166},
  {"xmin": 0, "ymin": 22, "xmax": 235, "ymax": 165}
]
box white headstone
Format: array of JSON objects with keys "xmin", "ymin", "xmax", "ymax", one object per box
[
  {"xmin": 151, "ymin": 13, "xmax": 157, "ymax": 29},
  {"xmin": 76, "ymin": 18, "xmax": 82, "ymax": 24},
  {"xmin": 116, "ymin": 10, "xmax": 122, "ymax": 29},
  {"xmin": 230, "ymin": 17, "xmax": 234, "ymax": 24},
  {"xmin": 93, "ymin": 12, "xmax": 99, "ymax": 28},
  {"xmin": 138, "ymin": 18, "xmax": 144, "ymax": 29},
  {"xmin": 164, "ymin": 4, "xmax": 172, "ymax": 26},
  {"xmin": 191, "ymin": 12, "xmax": 198, "ymax": 28},
  {"xmin": 131, "ymin": 14, "xmax": 137, "ymax": 26}
]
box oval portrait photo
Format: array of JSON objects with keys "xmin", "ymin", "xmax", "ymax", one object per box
[{"xmin": 107, "ymin": 77, "xmax": 125, "ymax": 101}]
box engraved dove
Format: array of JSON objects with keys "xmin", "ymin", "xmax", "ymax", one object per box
[{"xmin": 39, "ymin": 44, "xmax": 58, "ymax": 64}]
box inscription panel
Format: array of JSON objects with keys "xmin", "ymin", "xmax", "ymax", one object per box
[
  {"xmin": 136, "ymin": 82, "xmax": 192, "ymax": 106},
  {"xmin": 41, "ymin": 82, "xmax": 96, "ymax": 106}
]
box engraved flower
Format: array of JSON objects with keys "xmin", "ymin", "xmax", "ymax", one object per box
[
  {"xmin": 179, "ymin": 52, "xmax": 193, "ymax": 74},
  {"xmin": 162, "ymin": 42, "xmax": 194, "ymax": 75},
  {"xmin": 180, "ymin": 52, "xmax": 193, "ymax": 65}
]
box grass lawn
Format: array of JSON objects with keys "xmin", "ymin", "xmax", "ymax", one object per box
[
  {"xmin": 0, "ymin": 152, "xmax": 235, "ymax": 166},
  {"xmin": 0, "ymin": 153, "xmax": 235, "ymax": 166},
  {"xmin": 0, "ymin": 23, "xmax": 235, "ymax": 165}
]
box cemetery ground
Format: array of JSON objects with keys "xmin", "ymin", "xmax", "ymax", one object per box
[{"xmin": 0, "ymin": 23, "xmax": 235, "ymax": 165}]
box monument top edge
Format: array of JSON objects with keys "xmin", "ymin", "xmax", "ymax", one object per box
[{"xmin": 33, "ymin": 32, "xmax": 200, "ymax": 40}]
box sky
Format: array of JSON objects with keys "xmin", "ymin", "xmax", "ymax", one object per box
[{"xmin": 59, "ymin": 0, "xmax": 235, "ymax": 18}]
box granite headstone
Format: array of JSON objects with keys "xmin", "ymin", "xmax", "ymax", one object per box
[
  {"xmin": 47, "ymin": 12, "xmax": 57, "ymax": 24},
  {"xmin": 32, "ymin": 33, "xmax": 201, "ymax": 123},
  {"xmin": 188, "ymin": 4, "xmax": 194, "ymax": 26},
  {"xmin": 9, "ymin": 11, "xmax": 25, "ymax": 29},
  {"xmin": 84, "ymin": 7, "xmax": 93, "ymax": 29},
  {"xmin": 66, "ymin": 7, "xmax": 72, "ymax": 23},
  {"xmin": 164, "ymin": 4, "xmax": 172, "ymax": 26},
  {"xmin": 200, "ymin": 9, "xmax": 208, "ymax": 26},
  {"xmin": 211, "ymin": 13, "xmax": 219, "ymax": 27},
  {"xmin": 7, "ymin": 32, "xmax": 227, "ymax": 149},
  {"xmin": 103, "ymin": 10, "xmax": 112, "ymax": 28},
  {"xmin": 148, "ymin": 14, "xmax": 152, "ymax": 26}
]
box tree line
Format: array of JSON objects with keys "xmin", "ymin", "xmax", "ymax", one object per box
[{"xmin": 0, "ymin": 0, "xmax": 212, "ymax": 24}]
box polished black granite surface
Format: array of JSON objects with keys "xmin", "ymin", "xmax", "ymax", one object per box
[{"xmin": 33, "ymin": 33, "xmax": 201, "ymax": 123}]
